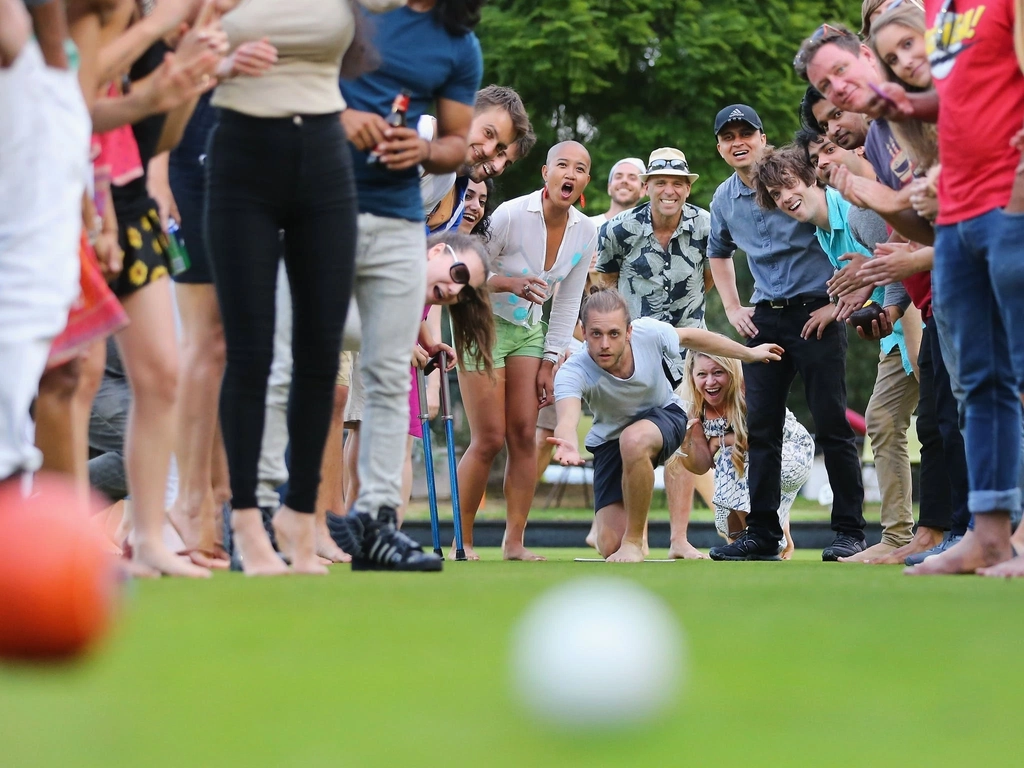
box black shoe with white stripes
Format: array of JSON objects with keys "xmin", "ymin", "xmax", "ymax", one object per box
[{"xmin": 330, "ymin": 509, "xmax": 443, "ymax": 572}]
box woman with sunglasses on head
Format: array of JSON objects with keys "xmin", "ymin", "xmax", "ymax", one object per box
[
  {"xmin": 454, "ymin": 140, "xmax": 596, "ymax": 561},
  {"xmin": 328, "ymin": 232, "xmax": 494, "ymax": 560}
]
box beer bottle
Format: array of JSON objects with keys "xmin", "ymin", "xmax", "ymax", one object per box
[{"xmin": 367, "ymin": 90, "xmax": 411, "ymax": 165}]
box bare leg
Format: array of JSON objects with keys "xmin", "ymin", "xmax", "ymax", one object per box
[
  {"xmin": 606, "ymin": 420, "xmax": 663, "ymax": 563},
  {"xmin": 315, "ymin": 384, "xmax": 350, "ymax": 562},
  {"xmin": 594, "ymin": 503, "xmax": 627, "ymax": 559},
  {"xmin": 781, "ymin": 518, "xmax": 795, "ymax": 560},
  {"xmin": 906, "ymin": 513, "xmax": 1014, "ymax": 575},
  {"xmin": 117, "ymin": 280, "xmax": 208, "ymax": 578},
  {"xmin": 535, "ymin": 427, "xmax": 555, "ymax": 480},
  {"xmin": 501, "ymin": 356, "xmax": 544, "ymax": 561},
  {"xmin": 585, "ymin": 518, "xmax": 598, "ymax": 549},
  {"xmin": 454, "ymin": 367, "xmax": 506, "ymax": 560},
  {"xmin": 35, "ymin": 359, "xmax": 81, "ymax": 477},
  {"xmin": 665, "ymin": 460, "xmax": 707, "ymax": 559},
  {"xmin": 693, "ymin": 468, "xmax": 715, "ymax": 509},
  {"xmin": 167, "ymin": 283, "xmax": 228, "ymax": 568}
]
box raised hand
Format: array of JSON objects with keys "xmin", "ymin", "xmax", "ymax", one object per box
[{"xmin": 546, "ymin": 436, "xmax": 584, "ymax": 467}]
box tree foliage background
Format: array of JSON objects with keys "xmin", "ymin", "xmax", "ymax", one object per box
[{"xmin": 476, "ymin": 0, "xmax": 883, "ymax": 424}]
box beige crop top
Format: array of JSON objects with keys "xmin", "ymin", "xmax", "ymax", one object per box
[{"xmin": 212, "ymin": 0, "xmax": 405, "ymax": 118}]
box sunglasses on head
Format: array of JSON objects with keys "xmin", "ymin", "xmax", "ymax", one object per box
[
  {"xmin": 793, "ymin": 23, "xmax": 854, "ymax": 68},
  {"xmin": 445, "ymin": 243, "xmax": 472, "ymax": 285},
  {"xmin": 647, "ymin": 158, "xmax": 691, "ymax": 173}
]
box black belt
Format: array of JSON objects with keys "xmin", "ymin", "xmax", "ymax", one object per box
[{"xmin": 756, "ymin": 294, "xmax": 828, "ymax": 309}]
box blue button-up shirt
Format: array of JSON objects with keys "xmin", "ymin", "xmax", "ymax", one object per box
[{"xmin": 708, "ymin": 173, "xmax": 834, "ymax": 304}]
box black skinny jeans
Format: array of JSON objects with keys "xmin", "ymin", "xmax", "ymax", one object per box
[
  {"xmin": 744, "ymin": 298, "xmax": 866, "ymax": 541},
  {"xmin": 205, "ymin": 110, "xmax": 357, "ymax": 513},
  {"xmin": 916, "ymin": 316, "xmax": 971, "ymax": 534}
]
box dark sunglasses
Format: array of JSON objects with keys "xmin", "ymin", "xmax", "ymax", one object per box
[
  {"xmin": 445, "ymin": 243, "xmax": 472, "ymax": 285},
  {"xmin": 647, "ymin": 158, "xmax": 691, "ymax": 173},
  {"xmin": 793, "ymin": 23, "xmax": 853, "ymax": 68}
]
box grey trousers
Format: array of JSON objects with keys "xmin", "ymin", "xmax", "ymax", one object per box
[{"xmin": 351, "ymin": 213, "xmax": 426, "ymax": 514}]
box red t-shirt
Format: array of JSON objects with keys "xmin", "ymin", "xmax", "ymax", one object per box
[{"xmin": 928, "ymin": 0, "xmax": 1024, "ymax": 224}]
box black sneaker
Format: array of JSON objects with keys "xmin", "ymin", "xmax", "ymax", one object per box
[
  {"xmin": 329, "ymin": 509, "xmax": 443, "ymax": 572},
  {"xmin": 709, "ymin": 530, "xmax": 781, "ymax": 561},
  {"xmin": 822, "ymin": 532, "xmax": 865, "ymax": 561}
]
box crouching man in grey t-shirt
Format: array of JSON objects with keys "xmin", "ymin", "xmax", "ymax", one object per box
[{"xmin": 549, "ymin": 289, "xmax": 783, "ymax": 562}]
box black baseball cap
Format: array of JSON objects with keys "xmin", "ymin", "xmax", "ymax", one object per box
[{"xmin": 714, "ymin": 104, "xmax": 764, "ymax": 135}]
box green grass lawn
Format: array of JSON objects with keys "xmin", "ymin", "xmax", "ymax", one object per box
[{"xmin": 1, "ymin": 549, "xmax": 1021, "ymax": 767}]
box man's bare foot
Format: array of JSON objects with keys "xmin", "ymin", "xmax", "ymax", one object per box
[
  {"xmin": 315, "ymin": 519, "xmax": 351, "ymax": 563},
  {"xmin": 449, "ymin": 544, "xmax": 480, "ymax": 561},
  {"xmin": 273, "ymin": 508, "xmax": 329, "ymax": 575},
  {"xmin": 977, "ymin": 555, "xmax": 1024, "ymax": 578},
  {"xmin": 667, "ymin": 540, "xmax": 709, "ymax": 560},
  {"xmin": 1010, "ymin": 523, "xmax": 1024, "ymax": 554},
  {"xmin": 869, "ymin": 526, "xmax": 944, "ymax": 564},
  {"xmin": 839, "ymin": 541, "xmax": 897, "ymax": 563},
  {"xmin": 502, "ymin": 543, "xmax": 547, "ymax": 561},
  {"xmin": 232, "ymin": 509, "xmax": 290, "ymax": 576},
  {"xmin": 606, "ymin": 540, "xmax": 645, "ymax": 562},
  {"xmin": 133, "ymin": 540, "xmax": 211, "ymax": 578},
  {"xmin": 905, "ymin": 530, "xmax": 1013, "ymax": 575},
  {"xmin": 585, "ymin": 520, "xmax": 598, "ymax": 549}
]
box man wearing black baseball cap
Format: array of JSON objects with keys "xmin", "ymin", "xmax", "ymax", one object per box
[{"xmin": 706, "ymin": 103, "xmax": 867, "ymax": 562}]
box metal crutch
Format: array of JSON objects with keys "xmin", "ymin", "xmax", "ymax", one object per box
[
  {"xmin": 415, "ymin": 366, "xmax": 443, "ymax": 557},
  {"xmin": 438, "ymin": 352, "xmax": 467, "ymax": 561}
]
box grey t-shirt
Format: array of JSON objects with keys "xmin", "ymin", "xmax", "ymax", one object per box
[{"xmin": 554, "ymin": 318, "xmax": 683, "ymax": 448}]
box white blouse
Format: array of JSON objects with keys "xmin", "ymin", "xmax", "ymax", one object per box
[{"xmin": 487, "ymin": 190, "xmax": 597, "ymax": 361}]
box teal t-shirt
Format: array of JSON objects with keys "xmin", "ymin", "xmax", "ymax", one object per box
[
  {"xmin": 815, "ymin": 187, "xmax": 913, "ymax": 375},
  {"xmin": 340, "ymin": 6, "xmax": 482, "ymax": 222}
]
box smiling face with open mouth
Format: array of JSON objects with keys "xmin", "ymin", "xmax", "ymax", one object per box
[
  {"xmin": 691, "ymin": 355, "xmax": 733, "ymax": 410},
  {"xmin": 716, "ymin": 123, "xmax": 767, "ymax": 172},
  {"xmin": 767, "ymin": 176, "xmax": 825, "ymax": 226},
  {"xmin": 542, "ymin": 141, "xmax": 592, "ymax": 209}
]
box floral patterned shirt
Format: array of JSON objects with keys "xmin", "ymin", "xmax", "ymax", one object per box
[{"xmin": 595, "ymin": 201, "xmax": 711, "ymax": 329}]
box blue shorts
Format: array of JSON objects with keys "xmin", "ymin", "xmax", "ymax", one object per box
[{"xmin": 590, "ymin": 403, "xmax": 689, "ymax": 512}]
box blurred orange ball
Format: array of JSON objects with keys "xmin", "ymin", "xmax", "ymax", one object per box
[{"xmin": 0, "ymin": 474, "xmax": 117, "ymax": 661}]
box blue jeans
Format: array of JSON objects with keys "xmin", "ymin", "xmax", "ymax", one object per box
[{"xmin": 933, "ymin": 208, "xmax": 1024, "ymax": 516}]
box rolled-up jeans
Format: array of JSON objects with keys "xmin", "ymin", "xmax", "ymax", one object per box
[
  {"xmin": 351, "ymin": 213, "xmax": 426, "ymax": 515},
  {"xmin": 933, "ymin": 208, "xmax": 1024, "ymax": 517}
]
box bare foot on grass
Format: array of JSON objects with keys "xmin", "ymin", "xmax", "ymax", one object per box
[
  {"xmin": 315, "ymin": 519, "xmax": 351, "ymax": 563},
  {"xmin": 606, "ymin": 540, "xmax": 646, "ymax": 563},
  {"xmin": 502, "ymin": 543, "xmax": 547, "ymax": 561},
  {"xmin": 870, "ymin": 526, "xmax": 943, "ymax": 564},
  {"xmin": 273, "ymin": 508, "xmax": 329, "ymax": 575},
  {"xmin": 977, "ymin": 555, "xmax": 1024, "ymax": 578},
  {"xmin": 232, "ymin": 509, "xmax": 290, "ymax": 576},
  {"xmin": 133, "ymin": 540, "xmax": 211, "ymax": 578},
  {"xmin": 905, "ymin": 529, "xmax": 1013, "ymax": 576},
  {"xmin": 839, "ymin": 541, "xmax": 897, "ymax": 563},
  {"xmin": 668, "ymin": 540, "xmax": 709, "ymax": 560}
]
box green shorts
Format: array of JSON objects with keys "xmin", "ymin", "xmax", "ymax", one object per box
[{"xmin": 463, "ymin": 316, "xmax": 546, "ymax": 372}]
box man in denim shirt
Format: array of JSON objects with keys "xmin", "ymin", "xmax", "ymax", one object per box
[{"xmin": 706, "ymin": 104, "xmax": 866, "ymax": 561}]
